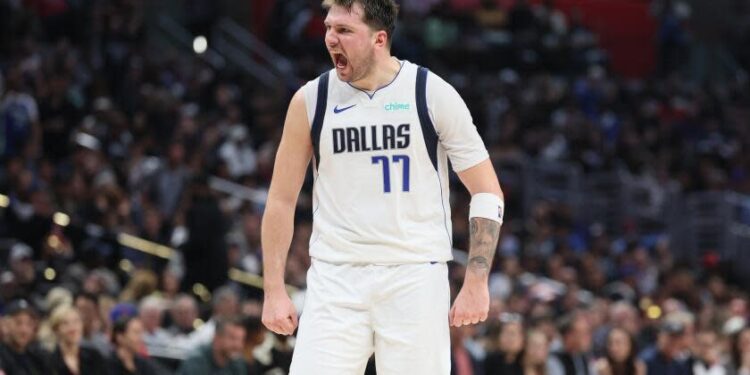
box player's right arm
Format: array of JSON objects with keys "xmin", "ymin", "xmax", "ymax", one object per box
[{"xmin": 261, "ymin": 88, "xmax": 312, "ymax": 335}]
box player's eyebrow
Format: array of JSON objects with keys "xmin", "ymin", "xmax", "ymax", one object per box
[
  {"xmin": 324, "ymin": 11, "xmax": 362, "ymax": 30},
  {"xmin": 324, "ymin": 19, "xmax": 355, "ymax": 29}
]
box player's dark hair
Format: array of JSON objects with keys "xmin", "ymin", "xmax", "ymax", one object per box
[{"xmin": 322, "ymin": 0, "xmax": 399, "ymax": 46}]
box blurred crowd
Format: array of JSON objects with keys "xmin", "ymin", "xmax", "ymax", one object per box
[{"xmin": 1, "ymin": 0, "xmax": 750, "ymax": 374}]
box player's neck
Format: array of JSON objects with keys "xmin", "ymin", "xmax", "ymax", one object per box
[{"xmin": 349, "ymin": 56, "xmax": 401, "ymax": 93}]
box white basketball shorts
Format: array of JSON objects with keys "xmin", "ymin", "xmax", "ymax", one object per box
[{"xmin": 289, "ymin": 258, "xmax": 451, "ymax": 375}]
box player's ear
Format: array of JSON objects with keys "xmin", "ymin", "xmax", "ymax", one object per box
[{"xmin": 373, "ymin": 30, "xmax": 388, "ymax": 48}]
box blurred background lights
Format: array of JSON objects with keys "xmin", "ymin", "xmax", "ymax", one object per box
[{"xmin": 193, "ymin": 36, "xmax": 207, "ymax": 54}]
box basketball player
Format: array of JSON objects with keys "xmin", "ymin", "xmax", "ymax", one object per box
[{"xmin": 261, "ymin": 0, "xmax": 504, "ymax": 373}]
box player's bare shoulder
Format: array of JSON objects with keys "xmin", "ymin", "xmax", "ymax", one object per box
[
  {"xmin": 273, "ymin": 87, "xmax": 314, "ymax": 164},
  {"xmin": 288, "ymin": 88, "xmax": 309, "ymax": 125},
  {"xmin": 280, "ymin": 87, "xmax": 313, "ymax": 139}
]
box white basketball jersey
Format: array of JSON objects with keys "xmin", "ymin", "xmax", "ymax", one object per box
[{"xmin": 301, "ymin": 60, "xmax": 488, "ymax": 264}]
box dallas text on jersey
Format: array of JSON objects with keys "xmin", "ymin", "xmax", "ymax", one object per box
[{"xmin": 332, "ymin": 123, "xmax": 411, "ymax": 154}]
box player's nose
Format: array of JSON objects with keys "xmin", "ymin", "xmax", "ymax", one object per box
[{"xmin": 325, "ymin": 30, "xmax": 338, "ymax": 48}]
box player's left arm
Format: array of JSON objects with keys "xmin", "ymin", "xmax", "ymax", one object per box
[
  {"xmin": 425, "ymin": 72, "xmax": 504, "ymax": 327},
  {"xmin": 458, "ymin": 160, "xmax": 503, "ymax": 271},
  {"xmin": 451, "ymin": 160, "xmax": 503, "ymax": 327}
]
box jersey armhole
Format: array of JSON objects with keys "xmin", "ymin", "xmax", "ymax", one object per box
[
  {"xmin": 416, "ymin": 66, "xmax": 439, "ymax": 172},
  {"xmin": 311, "ymin": 71, "xmax": 330, "ymax": 169}
]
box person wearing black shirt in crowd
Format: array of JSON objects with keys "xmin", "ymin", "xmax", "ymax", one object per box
[
  {"xmin": 594, "ymin": 327, "xmax": 645, "ymax": 375},
  {"xmin": 485, "ymin": 313, "xmax": 526, "ymax": 375},
  {"xmin": 243, "ymin": 316, "xmax": 266, "ymax": 374},
  {"xmin": 49, "ymin": 305, "xmax": 107, "ymax": 375},
  {"xmin": 108, "ymin": 316, "xmax": 159, "ymax": 375},
  {"xmin": 642, "ymin": 320, "xmax": 694, "ymax": 375},
  {"xmin": 0, "ymin": 299, "xmax": 54, "ymax": 375},
  {"xmin": 549, "ymin": 312, "xmax": 594, "ymax": 375}
]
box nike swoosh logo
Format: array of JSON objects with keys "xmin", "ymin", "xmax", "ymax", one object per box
[{"xmin": 333, "ymin": 104, "xmax": 356, "ymax": 114}]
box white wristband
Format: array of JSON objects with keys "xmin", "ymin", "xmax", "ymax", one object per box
[{"xmin": 469, "ymin": 193, "xmax": 504, "ymax": 224}]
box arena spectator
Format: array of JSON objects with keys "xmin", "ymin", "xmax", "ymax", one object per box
[
  {"xmin": 242, "ymin": 315, "xmax": 267, "ymax": 374},
  {"xmin": 168, "ymin": 293, "xmax": 200, "ymax": 337},
  {"xmin": 151, "ymin": 140, "xmax": 191, "ymax": 219},
  {"xmin": 0, "ymin": 64, "xmax": 39, "ymax": 158},
  {"xmin": 49, "ymin": 305, "xmax": 107, "ymax": 375},
  {"xmin": 642, "ymin": 319, "xmax": 694, "ymax": 375},
  {"xmin": 728, "ymin": 326, "xmax": 750, "ymax": 375},
  {"xmin": 485, "ymin": 313, "xmax": 526, "ymax": 375},
  {"xmin": 452, "ymin": 323, "xmax": 483, "ymax": 375},
  {"xmin": 138, "ymin": 295, "xmax": 171, "ymax": 359},
  {"xmin": 5, "ymin": 243, "xmax": 43, "ymax": 305},
  {"xmin": 177, "ymin": 316, "xmax": 247, "ymax": 375},
  {"xmin": 523, "ymin": 329, "xmax": 553, "ymax": 375},
  {"xmin": 189, "ymin": 286, "xmax": 240, "ymax": 350},
  {"xmin": 550, "ymin": 312, "xmax": 595, "ymax": 375},
  {"xmin": 601, "ymin": 302, "xmax": 643, "ymax": 353},
  {"xmin": 73, "ymin": 292, "xmax": 110, "ymax": 355},
  {"xmin": 0, "ymin": 299, "xmax": 54, "ymax": 375},
  {"xmin": 108, "ymin": 316, "xmax": 159, "ymax": 375},
  {"xmin": 181, "ymin": 176, "xmax": 230, "ymax": 292},
  {"xmin": 218, "ymin": 125, "xmax": 258, "ymax": 179},
  {"xmin": 692, "ymin": 329, "xmax": 726, "ymax": 375},
  {"xmin": 593, "ymin": 327, "xmax": 645, "ymax": 375}
]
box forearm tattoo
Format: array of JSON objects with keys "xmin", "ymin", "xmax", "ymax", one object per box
[{"xmin": 467, "ymin": 217, "xmax": 501, "ymax": 277}]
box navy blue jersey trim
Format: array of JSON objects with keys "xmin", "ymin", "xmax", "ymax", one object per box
[
  {"xmin": 416, "ymin": 66, "xmax": 439, "ymax": 171},
  {"xmin": 311, "ymin": 71, "xmax": 330, "ymax": 169},
  {"xmin": 416, "ymin": 66, "xmax": 450, "ymax": 245},
  {"xmin": 436, "ymin": 165, "xmax": 453, "ymax": 247}
]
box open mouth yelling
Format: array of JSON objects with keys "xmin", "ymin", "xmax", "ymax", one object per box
[{"xmin": 333, "ymin": 53, "xmax": 348, "ymax": 70}]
